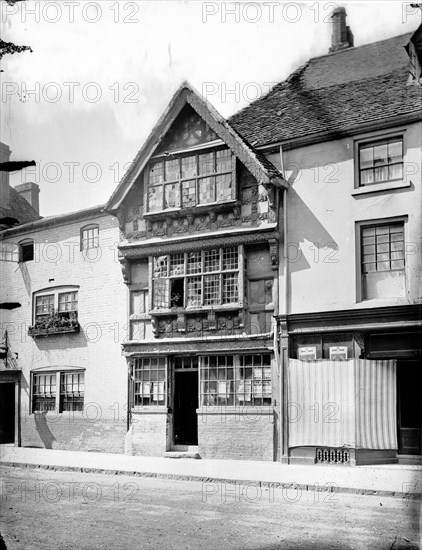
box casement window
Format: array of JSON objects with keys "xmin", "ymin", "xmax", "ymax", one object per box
[
  {"xmin": 34, "ymin": 288, "xmax": 78, "ymax": 323},
  {"xmin": 129, "ymin": 261, "xmax": 152, "ymax": 341},
  {"xmin": 80, "ymin": 224, "xmax": 99, "ymax": 250},
  {"xmin": 131, "ymin": 357, "xmax": 167, "ymax": 407},
  {"xmin": 60, "ymin": 372, "xmax": 84, "ymax": 411},
  {"xmin": 360, "ymin": 221, "xmax": 405, "ymax": 300},
  {"xmin": 152, "ymin": 246, "xmax": 240, "ymax": 310},
  {"xmin": 147, "ymin": 147, "xmax": 235, "ymax": 212},
  {"xmin": 0, "ymin": 243, "xmax": 18, "ymax": 262},
  {"xmin": 200, "ymin": 354, "xmax": 272, "ymax": 407},
  {"xmin": 246, "ymin": 247, "xmax": 274, "ymax": 334},
  {"xmin": 32, "ymin": 370, "xmax": 84, "ymax": 413},
  {"xmin": 129, "ymin": 289, "xmax": 152, "ymax": 340},
  {"xmin": 358, "ymin": 137, "xmax": 403, "ymax": 186},
  {"xmin": 32, "ymin": 373, "xmax": 56, "ymax": 412},
  {"xmin": 19, "ymin": 239, "xmax": 34, "ymax": 262}
]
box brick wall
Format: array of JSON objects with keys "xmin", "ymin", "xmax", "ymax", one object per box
[
  {"xmin": 0, "ymin": 212, "xmax": 129, "ymax": 452},
  {"xmin": 21, "ymin": 412, "xmax": 127, "ymax": 453},
  {"xmin": 198, "ymin": 410, "xmax": 275, "ymax": 461},
  {"xmin": 130, "ymin": 412, "xmax": 169, "ymax": 456}
]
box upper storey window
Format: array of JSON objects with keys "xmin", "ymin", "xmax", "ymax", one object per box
[
  {"xmin": 81, "ymin": 224, "xmax": 99, "ymax": 250},
  {"xmin": 147, "ymin": 147, "xmax": 234, "ymax": 212},
  {"xmin": 359, "ymin": 137, "xmax": 403, "ymax": 186}
]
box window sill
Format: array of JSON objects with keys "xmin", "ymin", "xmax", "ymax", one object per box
[
  {"xmin": 144, "ymin": 200, "xmax": 238, "ymax": 219},
  {"xmin": 150, "ymin": 304, "xmax": 242, "ymax": 316},
  {"xmin": 131, "ymin": 407, "xmax": 169, "ymax": 414},
  {"xmin": 352, "ymin": 180, "xmax": 410, "ymax": 196},
  {"xmin": 197, "ymin": 406, "xmax": 273, "ymax": 414}
]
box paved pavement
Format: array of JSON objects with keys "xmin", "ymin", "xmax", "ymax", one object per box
[{"xmin": 1, "ymin": 445, "xmax": 421, "ymax": 498}]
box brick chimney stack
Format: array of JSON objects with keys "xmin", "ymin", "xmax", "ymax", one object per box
[
  {"xmin": 329, "ymin": 7, "xmax": 354, "ymax": 53},
  {"xmin": 15, "ymin": 182, "xmax": 40, "ymax": 215},
  {"xmin": 0, "ymin": 142, "xmax": 11, "ymax": 214}
]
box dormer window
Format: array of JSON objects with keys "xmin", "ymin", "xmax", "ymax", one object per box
[{"xmin": 147, "ymin": 147, "xmax": 235, "ymax": 213}]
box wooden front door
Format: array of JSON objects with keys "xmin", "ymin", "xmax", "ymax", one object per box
[
  {"xmin": 0, "ymin": 383, "xmax": 15, "ymax": 444},
  {"xmin": 173, "ymin": 370, "xmax": 198, "ymax": 445},
  {"xmin": 397, "ymin": 360, "xmax": 422, "ymax": 455}
]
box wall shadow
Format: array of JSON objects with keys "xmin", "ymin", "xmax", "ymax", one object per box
[{"xmin": 34, "ymin": 412, "xmax": 56, "ymax": 449}]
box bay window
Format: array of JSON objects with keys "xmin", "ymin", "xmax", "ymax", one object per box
[
  {"xmin": 147, "ymin": 147, "xmax": 235, "ymax": 212},
  {"xmin": 152, "ymin": 246, "xmax": 240, "ymax": 310}
]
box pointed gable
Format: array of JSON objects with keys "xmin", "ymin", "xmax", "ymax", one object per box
[
  {"xmin": 155, "ymin": 105, "xmax": 219, "ymax": 154},
  {"xmin": 106, "ymin": 82, "xmax": 285, "ymax": 211}
]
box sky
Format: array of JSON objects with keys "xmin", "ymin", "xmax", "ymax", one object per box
[{"xmin": 0, "ymin": 0, "xmax": 420, "ymax": 217}]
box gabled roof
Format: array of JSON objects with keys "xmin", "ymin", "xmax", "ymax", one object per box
[
  {"xmin": 106, "ymin": 82, "xmax": 285, "ymax": 211},
  {"xmin": 229, "ymin": 32, "xmax": 422, "ymax": 149}
]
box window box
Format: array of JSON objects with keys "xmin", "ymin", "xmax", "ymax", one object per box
[{"xmin": 28, "ymin": 311, "xmax": 80, "ymax": 338}]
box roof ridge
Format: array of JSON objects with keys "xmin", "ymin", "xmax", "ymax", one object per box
[{"xmin": 307, "ymin": 30, "xmax": 414, "ymax": 64}]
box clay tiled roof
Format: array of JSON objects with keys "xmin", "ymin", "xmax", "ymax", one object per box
[
  {"xmin": 7, "ymin": 187, "xmax": 40, "ymax": 225},
  {"xmin": 229, "ymin": 33, "xmax": 422, "ymax": 148}
]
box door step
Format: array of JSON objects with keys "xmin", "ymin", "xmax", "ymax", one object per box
[{"xmin": 164, "ymin": 445, "xmax": 200, "ymax": 459}]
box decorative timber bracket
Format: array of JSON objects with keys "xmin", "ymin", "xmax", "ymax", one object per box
[
  {"xmin": 119, "ymin": 255, "xmax": 130, "ymax": 284},
  {"xmin": 268, "ymin": 238, "xmax": 279, "ymax": 270}
]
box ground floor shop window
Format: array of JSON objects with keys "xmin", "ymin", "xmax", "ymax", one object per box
[
  {"xmin": 200, "ymin": 354, "xmax": 272, "ymax": 406},
  {"xmin": 132, "ymin": 357, "xmax": 166, "ymax": 406}
]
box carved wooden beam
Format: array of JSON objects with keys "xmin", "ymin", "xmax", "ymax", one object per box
[{"xmin": 268, "ymin": 238, "xmax": 279, "ymax": 270}]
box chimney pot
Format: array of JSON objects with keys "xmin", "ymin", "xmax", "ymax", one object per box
[
  {"xmin": 329, "ymin": 6, "xmax": 354, "ymax": 53},
  {"xmin": 14, "ymin": 181, "xmax": 40, "ymax": 215}
]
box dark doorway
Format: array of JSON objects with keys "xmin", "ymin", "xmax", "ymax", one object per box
[
  {"xmin": 397, "ymin": 360, "xmax": 422, "ymax": 455},
  {"xmin": 173, "ymin": 371, "xmax": 198, "ymax": 445},
  {"xmin": 0, "ymin": 383, "xmax": 15, "ymax": 444}
]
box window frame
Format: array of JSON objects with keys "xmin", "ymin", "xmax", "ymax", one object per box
[
  {"xmin": 31, "ymin": 368, "xmax": 85, "ymax": 414},
  {"xmin": 80, "ymin": 224, "xmax": 99, "ymax": 251},
  {"xmin": 33, "ymin": 286, "xmax": 79, "ymax": 325},
  {"xmin": 146, "ymin": 146, "xmax": 236, "ymax": 214},
  {"xmin": 355, "ymin": 216, "xmax": 408, "ymax": 303},
  {"xmin": 150, "ymin": 246, "xmax": 243, "ymax": 312},
  {"xmin": 19, "ymin": 239, "xmax": 34, "ymax": 262},
  {"xmin": 353, "ymin": 130, "xmax": 409, "ymax": 195},
  {"xmin": 199, "ymin": 354, "xmax": 273, "ymax": 408},
  {"xmin": 130, "ymin": 357, "xmax": 168, "ymax": 409}
]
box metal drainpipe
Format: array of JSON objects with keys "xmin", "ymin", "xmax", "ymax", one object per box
[{"xmin": 280, "ymin": 144, "xmax": 289, "ymax": 462}]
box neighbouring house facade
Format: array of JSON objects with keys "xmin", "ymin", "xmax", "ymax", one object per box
[
  {"xmin": 229, "ymin": 9, "xmax": 422, "ymax": 464},
  {"xmin": 0, "ymin": 198, "xmax": 127, "ymax": 452},
  {"xmin": 1, "ymin": 8, "xmax": 421, "ymax": 465}
]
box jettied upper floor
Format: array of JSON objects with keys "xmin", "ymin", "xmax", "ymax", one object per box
[{"xmin": 105, "ymin": 82, "xmax": 287, "ymax": 267}]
